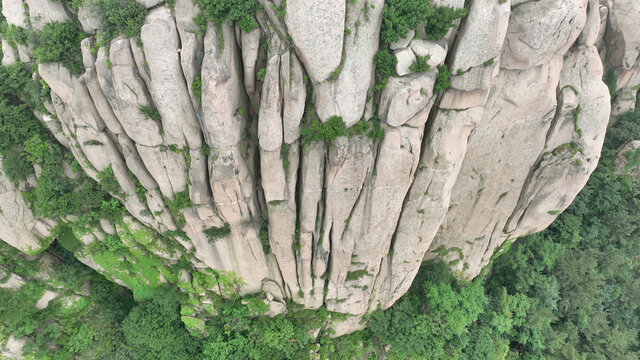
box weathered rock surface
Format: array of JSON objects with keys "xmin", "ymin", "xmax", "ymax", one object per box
[
  {"xmin": 0, "ymin": 0, "xmax": 635, "ymax": 335},
  {"xmin": 0, "ymin": 159, "xmax": 55, "ymax": 254}
]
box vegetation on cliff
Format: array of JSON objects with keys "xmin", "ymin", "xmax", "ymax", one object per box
[{"xmin": 3, "ymin": 104, "xmax": 639, "ymax": 359}]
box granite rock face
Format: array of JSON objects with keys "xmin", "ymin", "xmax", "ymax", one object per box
[{"xmin": 1, "ymin": 0, "xmax": 637, "ymax": 335}]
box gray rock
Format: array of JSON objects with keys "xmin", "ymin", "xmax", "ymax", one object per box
[
  {"xmin": 136, "ymin": 0, "xmax": 162, "ymax": 9},
  {"xmin": 78, "ymin": 3, "xmax": 102, "ymax": 33},
  {"xmin": 24, "ymin": 0, "xmax": 69, "ymax": 30},
  {"xmin": 605, "ymin": 0, "xmax": 640, "ymax": 70},
  {"xmin": 448, "ymin": 0, "xmax": 510, "ymax": 72},
  {"xmin": 258, "ymin": 51, "xmax": 283, "ymax": 152},
  {"xmin": 0, "ymin": 159, "xmax": 55, "ymax": 254},
  {"xmin": 281, "ymin": 52, "xmax": 306, "ymax": 144},
  {"xmin": 2, "ymin": 0, "xmax": 29, "ymax": 27},
  {"xmin": 501, "ymin": 0, "xmax": 587, "ymax": 69},
  {"xmin": 409, "ymin": 39, "xmax": 446, "ymax": 67},
  {"xmin": 394, "ymin": 47, "xmax": 416, "ymax": 77},
  {"xmin": 95, "ymin": 39, "xmax": 164, "ymax": 146},
  {"xmin": 141, "ymin": 7, "xmax": 203, "ymax": 149},
  {"xmin": 389, "ymin": 30, "xmax": 414, "ymax": 50},
  {"xmin": 379, "ymin": 71, "xmax": 437, "ymax": 126},
  {"xmin": 1, "ymin": 40, "xmax": 18, "ymax": 66},
  {"xmin": 313, "ymin": 0, "xmax": 383, "ymax": 126},
  {"xmin": 285, "ymin": 0, "xmax": 345, "ymax": 83}
]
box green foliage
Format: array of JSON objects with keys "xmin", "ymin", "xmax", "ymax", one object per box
[
  {"xmin": 373, "ymin": 49, "xmax": 397, "ymax": 89},
  {"xmin": 280, "ymin": 143, "xmax": 290, "ymax": 175},
  {"xmin": 409, "ymin": 54, "xmax": 432, "ymax": 73},
  {"xmin": 139, "ymin": 105, "xmax": 161, "ymax": 121},
  {"xmin": 259, "ymin": 223, "xmax": 270, "ymax": 254},
  {"xmin": 33, "ymin": 21, "xmax": 85, "ymax": 74},
  {"xmin": 97, "ymin": 165, "xmax": 125, "ymax": 197},
  {"xmin": 191, "ymin": 75, "xmax": 202, "ymax": 103},
  {"xmin": 0, "ymin": 66, "xmax": 48, "ymax": 163},
  {"xmin": 373, "ymin": 48, "xmax": 397, "ymax": 91},
  {"xmin": 370, "ymin": 262, "xmax": 488, "ymax": 359},
  {"xmin": 164, "ymin": 188, "xmax": 192, "ymax": 228},
  {"xmin": 380, "ymin": 0, "xmax": 431, "ymax": 44},
  {"xmin": 423, "ymin": 6, "xmax": 468, "ymax": 40},
  {"xmin": 0, "ymin": 244, "xmax": 135, "ymax": 360},
  {"xmin": 58, "ymin": 226, "xmax": 83, "ymax": 252},
  {"xmin": 300, "ymin": 115, "xmax": 348, "ymax": 145},
  {"xmin": 368, "ymin": 117, "xmax": 385, "ymax": 140},
  {"xmin": 128, "ymin": 170, "xmax": 148, "ymax": 203},
  {"xmin": 604, "ymin": 68, "xmax": 618, "ymax": 98},
  {"xmin": 380, "ymin": 0, "xmax": 468, "ymax": 44},
  {"xmin": 300, "ymin": 112, "xmax": 384, "ymax": 145},
  {"xmin": 122, "ymin": 298, "xmax": 201, "ymax": 360},
  {"xmin": 0, "ymin": 63, "xmax": 50, "ymax": 114},
  {"xmin": 204, "ymin": 223, "xmax": 231, "ymax": 243},
  {"xmin": 2, "ymin": 24, "xmax": 29, "ymax": 47},
  {"xmin": 201, "ymin": 300, "xmax": 313, "ymax": 359},
  {"xmin": 345, "ymin": 269, "xmax": 368, "ymax": 281},
  {"xmin": 2, "ymin": 147, "xmax": 34, "ymax": 184},
  {"xmin": 0, "ymin": 64, "xmax": 124, "ymax": 229},
  {"xmin": 256, "ymin": 67, "xmax": 266, "ymax": 82},
  {"xmin": 573, "ymin": 105, "xmax": 583, "ymax": 137},
  {"xmin": 194, "ymin": 0, "xmax": 258, "ymax": 33},
  {"xmin": 102, "ymin": 234, "xmax": 128, "ymax": 251},
  {"xmin": 482, "ymin": 106, "xmax": 640, "ymax": 359},
  {"xmin": 94, "ymin": 0, "xmax": 148, "ymax": 45},
  {"xmin": 434, "ymin": 64, "xmax": 452, "ymax": 93}
]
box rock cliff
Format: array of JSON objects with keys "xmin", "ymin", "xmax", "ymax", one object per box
[{"xmin": 1, "ymin": 0, "xmax": 638, "ymax": 334}]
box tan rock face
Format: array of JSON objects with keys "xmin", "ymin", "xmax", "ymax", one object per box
[{"xmin": 0, "ymin": 0, "xmax": 633, "ymax": 335}]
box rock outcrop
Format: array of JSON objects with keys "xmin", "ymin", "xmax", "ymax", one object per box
[{"xmin": 1, "ymin": 0, "xmax": 638, "ymax": 334}]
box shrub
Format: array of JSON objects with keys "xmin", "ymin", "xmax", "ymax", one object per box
[
  {"xmin": 2, "ymin": 148, "xmax": 34, "ymax": 184},
  {"xmin": 94, "ymin": 0, "xmax": 148, "ymax": 45},
  {"xmin": 96, "ymin": 165, "xmax": 125, "ymax": 197},
  {"xmin": 102, "ymin": 234, "xmax": 128, "ymax": 251},
  {"xmin": 380, "ymin": 0, "xmax": 431, "ymax": 44},
  {"xmin": 409, "ymin": 55, "xmax": 431, "ymax": 73},
  {"xmin": 3, "ymin": 24, "xmax": 29, "ymax": 47},
  {"xmin": 374, "ymin": 49, "xmax": 397, "ymax": 78},
  {"xmin": 165, "ymin": 188, "xmax": 192, "ymax": 228},
  {"xmin": 346, "ymin": 270, "xmax": 368, "ymax": 281},
  {"xmin": 139, "ymin": 105, "xmax": 161, "ymax": 121},
  {"xmin": 204, "ymin": 223, "xmax": 231, "ymax": 243},
  {"xmin": 0, "ymin": 64, "xmax": 50, "ymax": 114},
  {"xmin": 434, "ymin": 64, "xmax": 452, "ymax": 93},
  {"xmin": 122, "ymin": 299, "xmax": 202, "ymax": 360},
  {"xmin": 604, "ymin": 68, "xmax": 618, "ymax": 98},
  {"xmin": 32, "ymin": 21, "xmax": 85, "ymax": 74},
  {"xmin": 300, "ymin": 111, "xmax": 384, "ymax": 145},
  {"xmin": 423, "ymin": 6, "xmax": 468, "ymax": 40},
  {"xmin": 368, "ymin": 116, "xmax": 385, "ymax": 140},
  {"xmin": 256, "ymin": 68, "xmax": 266, "ymax": 82},
  {"xmin": 300, "ymin": 115, "xmax": 347, "ymax": 145},
  {"xmin": 194, "ymin": 0, "xmax": 258, "ymax": 33},
  {"xmin": 380, "ymin": 0, "xmax": 468, "ymax": 44},
  {"xmin": 191, "ymin": 75, "xmax": 202, "ymax": 103},
  {"xmin": 483, "ymin": 58, "xmax": 495, "ymax": 67},
  {"xmin": 280, "ymin": 144, "xmax": 290, "ymax": 175}
]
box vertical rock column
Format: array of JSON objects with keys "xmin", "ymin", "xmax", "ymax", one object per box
[
  {"xmin": 201, "ymin": 23, "xmax": 269, "ymax": 293},
  {"xmin": 377, "ymin": 0, "xmax": 509, "ymax": 308}
]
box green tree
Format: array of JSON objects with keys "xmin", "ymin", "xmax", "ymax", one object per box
[{"xmin": 122, "ymin": 298, "xmax": 202, "ymax": 360}]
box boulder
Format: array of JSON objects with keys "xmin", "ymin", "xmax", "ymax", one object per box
[{"xmin": 285, "ymin": 0, "xmax": 345, "ymax": 83}]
